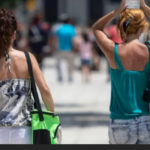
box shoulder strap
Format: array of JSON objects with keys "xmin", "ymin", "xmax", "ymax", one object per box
[
  {"xmin": 25, "ymin": 52, "xmax": 44, "ymax": 121},
  {"xmin": 114, "ymin": 44, "xmax": 124, "ymax": 70},
  {"xmin": 144, "ymin": 41, "xmax": 150, "ymax": 71}
]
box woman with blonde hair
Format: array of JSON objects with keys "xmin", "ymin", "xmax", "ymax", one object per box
[{"xmin": 93, "ymin": 0, "xmax": 150, "ymax": 144}]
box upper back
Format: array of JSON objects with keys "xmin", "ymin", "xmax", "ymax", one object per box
[
  {"xmin": 110, "ymin": 41, "xmax": 150, "ymax": 72},
  {"xmin": 56, "ymin": 24, "xmax": 76, "ymax": 50},
  {"xmin": 0, "ymin": 49, "xmax": 29, "ymax": 81},
  {"xmin": 109, "ymin": 42, "xmax": 150, "ymax": 119}
]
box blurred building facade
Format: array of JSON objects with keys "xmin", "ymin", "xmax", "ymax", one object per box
[
  {"xmin": 16, "ymin": 0, "xmax": 150, "ymax": 25},
  {"xmin": 43, "ymin": 0, "xmax": 150, "ymax": 25}
]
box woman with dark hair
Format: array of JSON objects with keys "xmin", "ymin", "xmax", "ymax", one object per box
[
  {"xmin": 0, "ymin": 8, "xmax": 54, "ymax": 144},
  {"xmin": 93, "ymin": 0, "xmax": 150, "ymax": 144}
]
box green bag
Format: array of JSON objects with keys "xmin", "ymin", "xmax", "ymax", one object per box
[{"xmin": 25, "ymin": 52, "xmax": 62, "ymax": 145}]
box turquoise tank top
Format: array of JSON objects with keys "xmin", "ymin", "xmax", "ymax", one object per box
[{"xmin": 110, "ymin": 44, "xmax": 150, "ymax": 120}]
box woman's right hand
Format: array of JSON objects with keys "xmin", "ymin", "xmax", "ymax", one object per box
[
  {"xmin": 115, "ymin": 0, "xmax": 128, "ymax": 15},
  {"xmin": 140, "ymin": 0, "xmax": 146, "ymax": 9},
  {"xmin": 140, "ymin": 0, "xmax": 150, "ymax": 18}
]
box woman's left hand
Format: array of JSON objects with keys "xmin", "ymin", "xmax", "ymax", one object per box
[{"xmin": 115, "ymin": 0, "xmax": 128, "ymax": 15}]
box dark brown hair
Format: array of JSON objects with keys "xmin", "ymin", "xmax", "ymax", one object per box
[
  {"xmin": 0, "ymin": 8, "xmax": 17, "ymax": 58},
  {"xmin": 117, "ymin": 9, "xmax": 149, "ymax": 41},
  {"xmin": 82, "ymin": 31, "xmax": 89, "ymax": 43}
]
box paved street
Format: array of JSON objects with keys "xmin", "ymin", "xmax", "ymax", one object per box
[{"xmin": 41, "ymin": 56, "xmax": 110, "ymax": 144}]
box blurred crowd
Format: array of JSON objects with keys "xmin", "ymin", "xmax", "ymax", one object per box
[
  {"xmin": 14, "ymin": 12, "xmax": 102, "ymax": 83},
  {"xmin": 14, "ymin": 12, "xmax": 150, "ymax": 83}
]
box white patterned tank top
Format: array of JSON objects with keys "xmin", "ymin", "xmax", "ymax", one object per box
[{"xmin": 0, "ymin": 79, "xmax": 34, "ymax": 127}]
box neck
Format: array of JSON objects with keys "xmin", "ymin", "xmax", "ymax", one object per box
[
  {"xmin": 125, "ymin": 35, "xmax": 139, "ymax": 43},
  {"xmin": 8, "ymin": 46, "xmax": 13, "ymax": 52}
]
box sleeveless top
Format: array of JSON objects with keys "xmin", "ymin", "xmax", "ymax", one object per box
[
  {"xmin": 110, "ymin": 44, "xmax": 150, "ymax": 120},
  {"xmin": 80, "ymin": 42, "xmax": 92, "ymax": 60},
  {"xmin": 0, "ymin": 79, "xmax": 34, "ymax": 127}
]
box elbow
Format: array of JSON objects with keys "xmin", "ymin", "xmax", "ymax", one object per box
[
  {"xmin": 92, "ymin": 24, "xmax": 96, "ymax": 31},
  {"xmin": 92, "ymin": 25, "xmax": 96, "ymax": 35},
  {"xmin": 92, "ymin": 24, "xmax": 103, "ymax": 33},
  {"xmin": 92, "ymin": 25, "xmax": 99, "ymax": 36},
  {"xmin": 41, "ymin": 86, "xmax": 51, "ymax": 96}
]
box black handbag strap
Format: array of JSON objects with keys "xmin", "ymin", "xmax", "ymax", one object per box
[
  {"xmin": 25, "ymin": 52, "xmax": 44, "ymax": 121},
  {"xmin": 145, "ymin": 41, "xmax": 150, "ymax": 90}
]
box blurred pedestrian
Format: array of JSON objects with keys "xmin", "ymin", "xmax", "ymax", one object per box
[
  {"xmin": 48, "ymin": 22, "xmax": 61, "ymax": 55},
  {"xmin": 139, "ymin": 25, "xmax": 150, "ymax": 43},
  {"xmin": 147, "ymin": 26, "xmax": 150, "ymax": 41},
  {"xmin": 105, "ymin": 19, "xmax": 123, "ymax": 82},
  {"xmin": 14, "ymin": 22, "xmax": 24, "ymax": 50},
  {"xmin": 27, "ymin": 13, "xmax": 46, "ymax": 70},
  {"xmin": 88, "ymin": 26, "xmax": 101, "ymax": 71},
  {"xmin": 79, "ymin": 31, "xmax": 93, "ymax": 83},
  {"xmin": 53, "ymin": 14, "xmax": 77, "ymax": 83},
  {"xmin": 139, "ymin": 32, "xmax": 147, "ymax": 43},
  {"xmin": 0, "ymin": 8, "xmax": 55, "ymax": 144},
  {"xmin": 41, "ymin": 21, "xmax": 51, "ymax": 56},
  {"xmin": 105, "ymin": 19, "xmax": 123, "ymax": 44},
  {"xmin": 93, "ymin": 0, "xmax": 150, "ymax": 144}
]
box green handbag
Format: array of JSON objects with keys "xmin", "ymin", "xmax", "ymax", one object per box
[{"xmin": 25, "ymin": 52, "xmax": 62, "ymax": 145}]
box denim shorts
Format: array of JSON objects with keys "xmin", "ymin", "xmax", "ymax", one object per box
[
  {"xmin": 81, "ymin": 59, "xmax": 91, "ymax": 66},
  {"xmin": 0, "ymin": 126, "xmax": 32, "ymax": 144},
  {"xmin": 109, "ymin": 115, "xmax": 150, "ymax": 144}
]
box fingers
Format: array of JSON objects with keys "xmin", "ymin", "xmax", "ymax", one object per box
[
  {"xmin": 140, "ymin": 0, "xmax": 146, "ymax": 9},
  {"xmin": 140, "ymin": 0, "xmax": 145, "ymax": 5},
  {"xmin": 125, "ymin": 5, "xmax": 129, "ymax": 9},
  {"xmin": 121, "ymin": 0, "xmax": 128, "ymax": 11},
  {"xmin": 115, "ymin": 0, "xmax": 128, "ymax": 14},
  {"xmin": 121, "ymin": 0, "xmax": 126, "ymax": 5},
  {"xmin": 121, "ymin": 5, "xmax": 128, "ymax": 13}
]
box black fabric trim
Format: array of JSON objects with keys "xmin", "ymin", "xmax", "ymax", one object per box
[
  {"xmin": 102, "ymin": 31, "xmax": 109, "ymax": 38},
  {"xmin": 25, "ymin": 52, "xmax": 44, "ymax": 121},
  {"xmin": 33, "ymin": 130, "xmax": 51, "ymax": 144},
  {"xmin": 54, "ymin": 124, "xmax": 61, "ymax": 139},
  {"xmin": 31, "ymin": 111, "xmax": 58, "ymax": 117},
  {"xmin": 145, "ymin": 41, "xmax": 150, "ymax": 89}
]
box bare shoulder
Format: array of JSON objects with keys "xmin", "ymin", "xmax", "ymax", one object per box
[
  {"xmin": 106, "ymin": 41, "xmax": 116, "ymax": 56},
  {"xmin": 10, "ymin": 49, "xmax": 36, "ymax": 61},
  {"xmin": 119, "ymin": 42, "xmax": 148, "ymax": 52},
  {"xmin": 138, "ymin": 42, "xmax": 148, "ymax": 50},
  {"xmin": 137, "ymin": 43, "xmax": 149, "ymax": 56},
  {"xmin": 10, "ymin": 49, "xmax": 26, "ymax": 60},
  {"xmin": 119, "ymin": 42, "xmax": 149, "ymax": 61}
]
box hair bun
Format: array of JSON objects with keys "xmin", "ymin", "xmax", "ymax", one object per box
[{"xmin": 117, "ymin": 9, "xmax": 149, "ymax": 41}]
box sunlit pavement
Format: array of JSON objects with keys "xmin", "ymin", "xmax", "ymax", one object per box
[{"xmin": 41, "ymin": 56, "xmax": 110, "ymax": 144}]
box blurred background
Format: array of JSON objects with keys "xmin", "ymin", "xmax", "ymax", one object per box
[{"xmin": 1, "ymin": 0, "xmax": 150, "ymax": 144}]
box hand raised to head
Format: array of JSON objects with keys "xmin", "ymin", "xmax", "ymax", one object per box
[{"xmin": 115, "ymin": 0, "xmax": 128, "ymax": 15}]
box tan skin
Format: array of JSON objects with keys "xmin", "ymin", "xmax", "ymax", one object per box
[
  {"xmin": 92, "ymin": 0, "xmax": 150, "ymax": 72},
  {"xmin": 0, "ymin": 32, "xmax": 55, "ymax": 113},
  {"xmin": 141, "ymin": 0, "xmax": 150, "ymax": 18}
]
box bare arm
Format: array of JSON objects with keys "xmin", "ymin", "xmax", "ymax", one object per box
[
  {"xmin": 29, "ymin": 53, "xmax": 55, "ymax": 113},
  {"xmin": 92, "ymin": 11, "xmax": 116, "ymax": 58},
  {"xmin": 48, "ymin": 35, "xmax": 58, "ymax": 54},
  {"xmin": 72, "ymin": 38, "xmax": 80, "ymax": 52},
  {"xmin": 141, "ymin": 0, "xmax": 150, "ymax": 18},
  {"xmin": 92, "ymin": 0, "xmax": 127, "ymax": 58}
]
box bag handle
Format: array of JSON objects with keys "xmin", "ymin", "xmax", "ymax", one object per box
[
  {"xmin": 25, "ymin": 52, "xmax": 44, "ymax": 121},
  {"xmin": 145, "ymin": 41, "xmax": 150, "ymax": 90}
]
